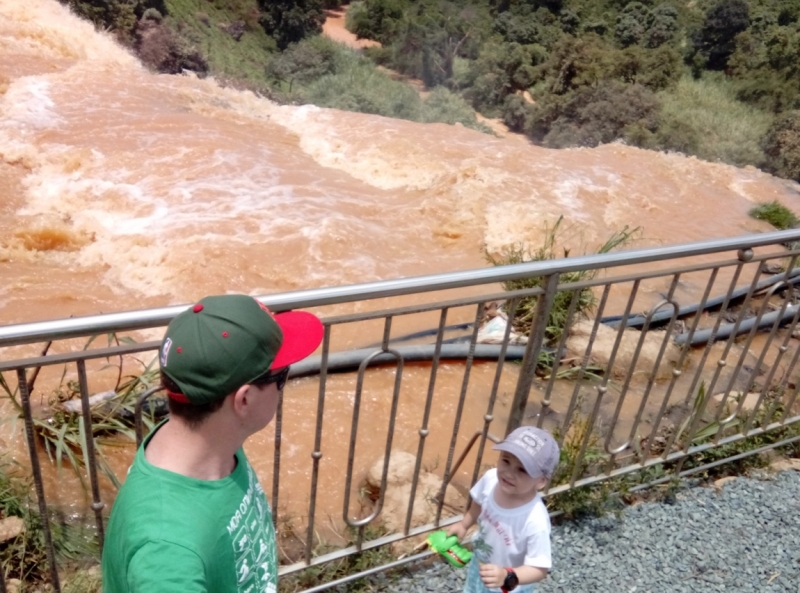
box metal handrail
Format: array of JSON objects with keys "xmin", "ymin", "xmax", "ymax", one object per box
[
  {"xmin": 0, "ymin": 230, "xmax": 797, "ymax": 347},
  {"xmin": 3, "ymin": 228, "xmax": 800, "ymax": 593}
]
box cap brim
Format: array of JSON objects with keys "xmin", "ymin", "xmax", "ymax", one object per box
[
  {"xmin": 493, "ymin": 441, "xmax": 538, "ymax": 477},
  {"xmin": 272, "ymin": 311, "xmax": 324, "ymax": 369}
]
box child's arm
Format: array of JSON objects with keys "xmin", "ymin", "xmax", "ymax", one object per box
[
  {"xmin": 478, "ymin": 564, "xmax": 548, "ymax": 588},
  {"xmin": 445, "ymin": 500, "xmax": 481, "ymax": 542}
]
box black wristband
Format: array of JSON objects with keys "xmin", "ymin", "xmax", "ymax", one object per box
[{"xmin": 502, "ymin": 568, "xmax": 519, "ymax": 592}]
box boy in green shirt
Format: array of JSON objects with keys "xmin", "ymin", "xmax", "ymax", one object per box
[{"xmin": 102, "ymin": 294, "xmax": 324, "ymax": 593}]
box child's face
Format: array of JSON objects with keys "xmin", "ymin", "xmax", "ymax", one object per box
[{"xmin": 496, "ymin": 452, "xmax": 547, "ymax": 499}]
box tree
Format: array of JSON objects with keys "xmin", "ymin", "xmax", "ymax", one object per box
[
  {"xmin": 527, "ymin": 81, "xmax": 661, "ymax": 147},
  {"xmin": 542, "ymin": 34, "xmax": 618, "ymax": 94},
  {"xmin": 346, "ymin": 0, "xmax": 408, "ymax": 43},
  {"xmin": 63, "ymin": 0, "xmax": 167, "ymax": 43},
  {"xmin": 385, "ymin": 0, "xmax": 491, "ymax": 87},
  {"xmin": 462, "ymin": 41, "xmax": 546, "ymax": 113},
  {"xmin": 259, "ymin": 0, "xmax": 326, "ymax": 50},
  {"xmin": 644, "ymin": 3, "xmax": 678, "ymax": 48},
  {"xmin": 693, "ymin": 0, "xmax": 750, "ymax": 70},
  {"xmin": 615, "ymin": 2, "xmax": 648, "ymax": 47},
  {"xmin": 762, "ymin": 111, "xmax": 800, "ymax": 182}
]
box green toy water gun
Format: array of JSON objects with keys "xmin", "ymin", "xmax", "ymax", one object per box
[{"xmin": 426, "ymin": 530, "xmax": 473, "ymax": 568}]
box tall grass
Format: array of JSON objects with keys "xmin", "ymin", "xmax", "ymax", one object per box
[
  {"xmin": 657, "ymin": 74, "xmax": 774, "ymax": 167},
  {"xmin": 487, "ymin": 217, "xmax": 639, "ymax": 342}
]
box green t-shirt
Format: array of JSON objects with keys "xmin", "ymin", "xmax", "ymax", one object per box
[{"xmin": 102, "ymin": 424, "xmax": 277, "ymax": 593}]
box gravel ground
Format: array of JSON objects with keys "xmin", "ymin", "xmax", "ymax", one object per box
[{"xmin": 358, "ymin": 469, "xmax": 800, "ymax": 593}]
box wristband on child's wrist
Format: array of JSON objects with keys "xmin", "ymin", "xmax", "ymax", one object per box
[{"xmin": 501, "ymin": 568, "xmax": 519, "ymax": 592}]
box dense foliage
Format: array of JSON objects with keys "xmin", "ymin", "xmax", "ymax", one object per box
[
  {"xmin": 343, "ymin": 0, "xmax": 800, "ymax": 180},
  {"xmin": 257, "ymin": 0, "xmax": 326, "ymax": 50},
  {"xmin": 61, "ymin": 0, "xmax": 800, "ymax": 182}
]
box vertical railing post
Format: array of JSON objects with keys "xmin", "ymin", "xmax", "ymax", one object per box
[
  {"xmin": 76, "ymin": 360, "xmax": 106, "ymax": 553},
  {"xmin": 506, "ymin": 274, "xmax": 560, "ymax": 436},
  {"xmin": 17, "ymin": 369, "xmax": 61, "ymax": 592}
]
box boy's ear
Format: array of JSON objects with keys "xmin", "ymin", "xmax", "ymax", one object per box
[
  {"xmin": 533, "ymin": 475, "xmax": 549, "ymax": 491},
  {"xmin": 231, "ymin": 384, "xmax": 252, "ymax": 417}
]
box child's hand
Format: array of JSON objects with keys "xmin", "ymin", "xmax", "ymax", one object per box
[
  {"xmin": 445, "ymin": 523, "xmax": 466, "ymax": 542},
  {"xmin": 478, "ymin": 563, "xmax": 507, "ymax": 589}
]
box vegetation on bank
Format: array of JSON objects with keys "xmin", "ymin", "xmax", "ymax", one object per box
[
  {"xmin": 486, "ymin": 216, "xmax": 640, "ymax": 341},
  {"xmin": 59, "ymin": 0, "xmax": 800, "ymax": 183},
  {"xmin": 749, "ymin": 200, "xmax": 799, "ymax": 230}
]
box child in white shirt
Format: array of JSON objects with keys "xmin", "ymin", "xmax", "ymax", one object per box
[{"xmin": 447, "ymin": 426, "xmax": 560, "ymax": 593}]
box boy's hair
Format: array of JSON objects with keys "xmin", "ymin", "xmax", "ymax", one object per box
[
  {"xmin": 163, "ymin": 373, "xmax": 227, "ymax": 428},
  {"xmin": 494, "ymin": 426, "xmax": 560, "ymax": 478}
]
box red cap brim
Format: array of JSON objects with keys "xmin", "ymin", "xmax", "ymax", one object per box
[{"xmin": 272, "ymin": 311, "xmax": 324, "ymax": 369}]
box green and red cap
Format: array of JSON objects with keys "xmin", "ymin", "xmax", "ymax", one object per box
[{"xmin": 159, "ymin": 294, "xmax": 323, "ymax": 405}]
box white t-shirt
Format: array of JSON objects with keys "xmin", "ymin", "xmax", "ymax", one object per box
[{"xmin": 469, "ymin": 468, "xmax": 552, "ymax": 570}]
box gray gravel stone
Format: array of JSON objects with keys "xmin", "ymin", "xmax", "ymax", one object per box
[{"xmin": 353, "ymin": 470, "xmax": 800, "ymax": 593}]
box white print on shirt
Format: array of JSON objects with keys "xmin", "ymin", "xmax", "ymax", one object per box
[
  {"xmin": 481, "ymin": 508, "xmax": 512, "ymax": 547},
  {"xmin": 229, "ymin": 466, "xmax": 278, "ymax": 593}
]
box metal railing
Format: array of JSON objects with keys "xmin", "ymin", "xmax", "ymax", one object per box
[{"xmin": 2, "ymin": 229, "xmax": 800, "ymax": 591}]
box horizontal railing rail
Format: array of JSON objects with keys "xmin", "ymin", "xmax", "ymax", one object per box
[
  {"xmin": 1, "ymin": 230, "xmax": 798, "ymax": 347},
  {"xmin": 2, "ymin": 229, "xmax": 800, "ymax": 592}
]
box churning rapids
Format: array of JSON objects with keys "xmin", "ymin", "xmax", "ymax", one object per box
[{"xmin": 2, "ymin": 0, "xmax": 800, "ymax": 329}]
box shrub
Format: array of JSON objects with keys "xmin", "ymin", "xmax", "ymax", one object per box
[
  {"xmin": 258, "ymin": 0, "xmax": 325, "ymax": 50},
  {"xmin": 653, "ymin": 117, "xmax": 701, "ymax": 154},
  {"xmin": 643, "ymin": 3, "xmax": 678, "ymax": 48},
  {"xmin": 486, "ymin": 217, "xmax": 639, "ymax": 341},
  {"xmin": 270, "ymin": 41, "xmax": 489, "ymax": 132},
  {"xmin": 502, "ymin": 93, "xmax": 536, "ymax": 132},
  {"xmin": 420, "ymin": 87, "xmax": 491, "ymax": 132},
  {"xmin": 461, "ymin": 41, "xmax": 547, "ymax": 114},
  {"xmin": 762, "ymin": 110, "xmax": 800, "ymax": 182},
  {"xmin": 304, "ymin": 60, "xmax": 422, "ymax": 120},
  {"xmin": 266, "ymin": 36, "xmax": 339, "ymax": 87},
  {"xmin": 734, "ymin": 73, "xmax": 799, "ymax": 114},
  {"xmin": 749, "ymin": 201, "xmax": 799, "ymax": 229},
  {"xmin": 135, "ymin": 20, "xmax": 209, "ymax": 75},
  {"xmin": 615, "ymin": 2, "xmax": 649, "ymax": 47},
  {"xmin": 655, "ymin": 74, "xmax": 772, "ymax": 166},
  {"xmin": 542, "ymin": 34, "xmax": 619, "ymax": 94},
  {"xmin": 141, "ymin": 7, "xmax": 162, "ymax": 22},
  {"xmin": 637, "ymin": 45, "xmax": 682, "ymax": 91},
  {"xmin": 528, "ymin": 82, "xmax": 660, "ymax": 148}
]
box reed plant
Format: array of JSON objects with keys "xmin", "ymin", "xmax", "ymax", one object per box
[
  {"xmin": 486, "ymin": 216, "xmax": 639, "ymax": 343},
  {"xmin": 0, "ymin": 335, "xmax": 162, "ymax": 491}
]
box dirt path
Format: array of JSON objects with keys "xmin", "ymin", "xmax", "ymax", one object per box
[{"xmin": 322, "ymin": 6, "xmax": 380, "ymax": 50}]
